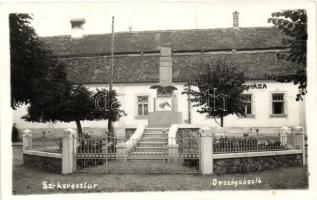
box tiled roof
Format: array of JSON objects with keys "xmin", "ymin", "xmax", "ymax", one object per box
[
  {"xmin": 41, "ymin": 27, "xmax": 301, "ymax": 83},
  {"xmin": 42, "ymin": 27, "xmax": 287, "ymax": 56},
  {"xmin": 59, "ymin": 51, "xmax": 299, "ymax": 84}
]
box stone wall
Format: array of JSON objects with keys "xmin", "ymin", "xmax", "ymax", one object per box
[
  {"xmin": 23, "ymin": 154, "xmax": 62, "ymax": 173},
  {"xmin": 213, "ymin": 154, "xmax": 303, "ymax": 175}
]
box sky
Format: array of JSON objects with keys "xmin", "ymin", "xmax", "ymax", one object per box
[{"xmin": 26, "ymin": 2, "xmax": 305, "ymax": 37}]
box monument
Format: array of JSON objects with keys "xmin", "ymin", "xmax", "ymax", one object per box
[{"xmin": 148, "ymin": 47, "xmax": 183, "ymax": 127}]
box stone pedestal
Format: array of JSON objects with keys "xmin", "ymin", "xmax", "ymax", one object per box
[
  {"xmin": 159, "ymin": 47, "xmax": 172, "ymax": 84},
  {"xmin": 148, "ymin": 111, "xmax": 182, "ymax": 127}
]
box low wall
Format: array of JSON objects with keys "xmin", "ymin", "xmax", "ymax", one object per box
[
  {"xmin": 213, "ymin": 154, "xmax": 303, "ymax": 175},
  {"xmin": 23, "ymin": 152, "xmax": 62, "ymax": 173}
]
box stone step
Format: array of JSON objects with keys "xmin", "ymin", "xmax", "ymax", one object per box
[
  {"xmin": 134, "ymin": 147, "xmax": 165, "ymax": 152},
  {"xmin": 140, "ymin": 135, "xmax": 168, "ymax": 141},
  {"xmin": 139, "ymin": 137, "xmax": 168, "ymax": 143},
  {"xmin": 142, "ymin": 136, "xmax": 166, "ymax": 140},
  {"xmin": 142, "ymin": 132, "xmax": 167, "ymax": 136},
  {"xmin": 127, "ymin": 128, "xmax": 170, "ymax": 158},
  {"xmin": 145, "ymin": 127, "xmax": 169, "ymax": 131},
  {"xmin": 129, "ymin": 151, "xmax": 165, "ymax": 155},
  {"xmin": 138, "ymin": 141, "xmax": 167, "ymax": 147},
  {"xmin": 139, "ymin": 141, "xmax": 167, "ymax": 145},
  {"xmin": 144, "ymin": 128, "xmax": 169, "ymax": 134},
  {"xmin": 143, "ymin": 132, "xmax": 167, "ymax": 136},
  {"xmin": 128, "ymin": 156, "xmax": 166, "ymax": 160},
  {"xmin": 142, "ymin": 133, "xmax": 167, "ymax": 136}
]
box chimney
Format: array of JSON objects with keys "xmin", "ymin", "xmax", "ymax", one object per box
[
  {"xmin": 159, "ymin": 47, "xmax": 172, "ymax": 85},
  {"xmin": 129, "ymin": 26, "xmax": 132, "ymax": 32},
  {"xmin": 233, "ymin": 11, "xmax": 239, "ymax": 29},
  {"xmin": 70, "ymin": 18, "xmax": 85, "ymax": 38}
]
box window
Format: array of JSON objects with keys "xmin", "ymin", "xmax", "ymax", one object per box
[
  {"xmin": 272, "ymin": 93, "xmax": 285, "ymax": 115},
  {"xmin": 242, "ymin": 94, "xmax": 252, "ymax": 115},
  {"xmin": 71, "ymin": 22, "xmax": 83, "ymax": 29},
  {"xmin": 70, "ymin": 19, "xmax": 85, "ymax": 29},
  {"xmin": 137, "ymin": 96, "xmax": 149, "ymax": 116}
]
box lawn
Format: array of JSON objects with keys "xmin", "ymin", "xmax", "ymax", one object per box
[{"xmin": 12, "ymin": 145, "xmax": 309, "ymax": 195}]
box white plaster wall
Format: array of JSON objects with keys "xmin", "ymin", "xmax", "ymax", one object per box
[
  {"xmin": 13, "ymin": 81, "xmax": 304, "ymax": 129},
  {"xmin": 187, "ymin": 81, "xmax": 303, "ymax": 128}
]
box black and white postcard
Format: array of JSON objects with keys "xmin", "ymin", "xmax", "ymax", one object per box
[{"xmin": 1, "ymin": 1, "xmax": 316, "ymax": 200}]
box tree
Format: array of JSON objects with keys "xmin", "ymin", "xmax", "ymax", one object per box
[
  {"xmin": 11, "ymin": 14, "xmax": 126, "ymax": 137},
  {"xmin": 183, "ymin": 59, "xmax": 246, "ymax": 127},
  {"xmin": 10, "ymin": 13, "xmax": 65, "ymax": 109},
  {"xmin": 92, "ymin": 89, "xmax": 126, "ymax": 138},
  {"xmin": 268, "ymin": 9, "xmax": 307, "ymax": 101},
  {"xmin": 23, "ymin": 85, "xmax": 126, "ymax": 136}
]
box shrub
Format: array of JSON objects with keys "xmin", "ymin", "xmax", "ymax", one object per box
[
  {"xmin": 77, "ymin": 133, "xmax": 117, "ymax": 153},
  {"xmin": 213, "ymin": 135, "xmax": 285, "ymax": 152}
]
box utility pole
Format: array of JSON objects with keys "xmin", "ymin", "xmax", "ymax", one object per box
[
  {"xmin": 108, "ymin": 16, "xmax": 115, "ymax": 136},
  {"xmin": 110, "ymin": 16, "xmax": 114, "ymax": 91},
  {"xmin": 187, "ymin": 84, "xmax": 192, "ymax": 124}
]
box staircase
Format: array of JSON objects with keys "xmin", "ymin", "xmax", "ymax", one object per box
[{"xmin": 128, "ymin": 128, "xmax": 168, "ymax": 160}]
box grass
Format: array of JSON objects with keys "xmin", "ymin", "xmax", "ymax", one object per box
[
  {"xmin": 12, "ymin": 146, "xmax": 309, "ymax": 195},
  {"xmin": 77, "ymin": 159, "xmax": 199, "ymax": 174}
]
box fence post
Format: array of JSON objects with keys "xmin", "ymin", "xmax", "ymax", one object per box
[
  {"xmin": 167, "ymin": 144, "xmax": 179, "ymax": 163},
  {"xmin": 105, "ymin": 131, "xmax": 108, "ymax": 173},
  {"xmin": 22, "ymin": 129, "xmax": 32, "ymax": 151},
  {"xmin": 72, "ymin": 131, "xmax": 78, "ymax": 172},
  {"xmin": 301, "ymin": 134, "xmax": 306, "ymax": 166},
  {"xmin": 116, "ymin": 143, "xmax": 128, "ymax": 161},
  {"xmin": 62, "ymin": 128, "xmax": 76, "ymax": 174},
  {"xmin": 167, "ymin": 125, "xmax": 179, "ymax": 163},
  {"xmin": 279, "ymin": 127, "xmax": 290, "ymax": 146},
  {"xmin": 199, "ymin": 127, "xmax": 214, "ymax": 175},
  {"xmin": 293, "ymin": 126, "xmax": 306, "ymax": 166}
]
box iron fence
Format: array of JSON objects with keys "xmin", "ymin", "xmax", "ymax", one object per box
[
  {"xmin": 74, "ymin": 133, "xmax": 200, "ymax": 173},
  {"xmin": 213, "ymin": 133, "xmax": 300, "ymax": 153},
  {"xmin": 73, "ymin": 131, "xmax": 300, "ymax": 173}
]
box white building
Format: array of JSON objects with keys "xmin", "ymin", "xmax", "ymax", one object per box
[{"xmin": 13, "ymin": 13, "xmax": 305, "ymax": 132}]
